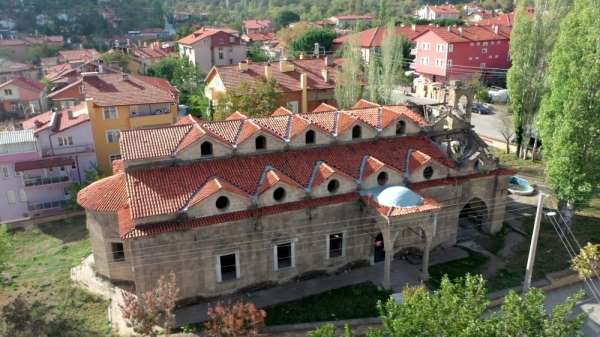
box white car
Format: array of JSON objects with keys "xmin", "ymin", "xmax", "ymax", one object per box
[{"xmin": 488, "ymin": 87, "xmax": 509, "ymax": 103}]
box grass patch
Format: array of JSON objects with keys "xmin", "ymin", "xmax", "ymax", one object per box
[
  {"xmin": 265, "ymin": 282, "xmax": 391, "ymax": 326},
  {"xmin": 489, "ymin": 147, "xmax": 545, "ymax": 182},
  {"xmin": 428, "ymin": 253, "xmax": 489, "ymax": 290},
  {"xmin": 0, "ymin": 216, "xmax": 114, "ymax": 336}
]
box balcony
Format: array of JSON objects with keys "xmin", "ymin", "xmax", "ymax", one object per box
[
  {"xmin": 129, "ymin": 104, "xmax": 172, "ymax": 118},
  {"xmin": 42, "ymin": 144, "xmax": 95, "ymax": 157},
  {"xmin": 27, "ymin": 199, "xmax": 68, "ymax": 211},
  {"xmin": 24, "ymin": 175, "xmax": 70, "ymax": 187}
]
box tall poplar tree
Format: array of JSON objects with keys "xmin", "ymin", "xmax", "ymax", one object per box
[
  {"xmin": 334, "ymin": 37, "xmax": 363, "ymax": 109},
  {"xmin": 538, "ymin": 0, "xmax": 600, "ymax": 224},
  {"xmin": 380, "ymin": 22, "xmax": 406, "ymax": 104}
]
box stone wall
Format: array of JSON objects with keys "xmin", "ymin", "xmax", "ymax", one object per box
[{"xmin": 87, "ymin": 211, "xmax": 133, "ymax": 282}]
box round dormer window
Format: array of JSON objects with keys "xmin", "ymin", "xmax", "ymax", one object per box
[
  {"xmin": 423, "ymin": 166, "xmax": 434, "ymax": 180},
  {"xmin": 327, "ymin": 179, "xmax": 340, "ymax": 193},
  {"xmin": 273, "ymin": 187, "xmax": 286, "ymax": 202},
  {"xmin": 215, "ymin": 196, "xmax": 230, "ymax": 210},
  {"xmin": 377, "ymin": 172, "xmax": 388, "ymax": 186}
]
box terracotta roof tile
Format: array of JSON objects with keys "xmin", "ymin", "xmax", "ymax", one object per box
[
  {"xmin": 271, "ymin": 107, "xmax": 293, "ymax": 116},
  {"xmin": 226, "ymin": 111, "xmax": 249, "ymax": 120},
  {"xmin": 288, "ymin": 115, "xmax": 310, "ymax": 139},
  {"xmin": 77, "ymin": 173, "xmax": 127, "ymax": 212},
  {"xmin": 244, "ymin": 19, "xmax": 272, "ymax": 30},
  {"xmin": 202, "ymin": 119, "xmax": 243, "ymax": 144},
  {"xmin": 187, "ymin": 177, "xmax": 249, "ymax": 208},
  {"xmin": 58, "ymin": 49, "xmax": 101, "ymax": 62},
  {"xmin": 383, "ymin": 106, "xmax": 428, "ymax": 126},
  {"xmin": 21, "ymin": 103, "xmax": 89, "ymax": 133},
  {"xmin": 350, "ymin": 99, "xmax": 379, "ymax": 110},
  {"xmin": 120, "ymin": 136, "xmax": 453, "ymax": 219},
  {"xmin": 311, "ymin": 102, "xmax": 337, "ymax": 113},
  {"xmin": 334, "ymin": 25, "xmax": 430, "ymax": 48},
  {"xmin": 253, "ymin": 115, "xmax": 291, "ymax": 139},
  {"xmin": 83, "ymin": 73, "xmax": 177, "ymax": 106},
  {"xmin": 408, "ymin": 150, "xmax": 432, "ymax": 173},
  {"xmin": 178, "ymin": 27, "xmax": 237, "ymax": 45},
  {"xmin": 120, "ymin": 124, "xmax": 192, "ymax": 160},
  {"xmin": 348, "ymin": 107, "xmax": 380, "ymax": 128},
  {"xmin": 256, "ymin": 168, "xmax": 303, "ymax": 194}
]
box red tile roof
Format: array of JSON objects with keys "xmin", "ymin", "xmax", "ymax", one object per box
[
  {"xmin": 244, "ymin": 19, "xmax": 272, "ymax": 30},
  {"xmin": 0, "ymin": 77, "xmax": 46, "ymax": 97},
  {"xmin": 244, "ymin": 32, "xmax": 277, "ymax": 42},
  {"xmin": 362, "ymin": 193, "xmax": 441, "ymax": 217},
  {"xmin": 57, "ymin": 49, "xmax": 101, "ymax": 63},
  {"xmin": 311, "ymin": 103, "xmax": 337, "ymax": 113},
  {"xmin": 334, "ymin": 25, "xmax": 430, "ymax": 48},
  {"xmin": 47, "ymin": 79, "xmax": 83, "ymax": 101},
  {"xmin": 77, "ymin": 173, "xmax": 127, "ymax": 212},
  {"xmin": 121, "ymin": 105, "xmax": 428, "ymax": 161},
  {"xmin": 83, "ymin": 73, "xmax": 177, "ymax": 106},
  {"xmin": 178, "ymin": 27, "xmax": 238, "ymax": 45},
  {"xmin": 21, "ymin": 103, "xmax": 89, "ymax": 133},
  {"xmin": 133, "ymin": 47, "xmax": 172, "ymax": 59},
  {"xmin": 428, "ymin": 4, "xmax": 460, "ymax": 14},
  {"xmin": 417, "ymin": 25, "xmax": 510, "ymax": 43},
  {"xmin": 119, "ymin": 136, "xmax": 453, "ymax": 220},
  {"xmin": 15, "ymin": 157, "xmax": 74, "ymax": 171},
  {"xmin": 478, "ymin": 12, "xmax": 516, "ymax": 26},
  {"xmin": 187, "ymin": 177, "xmax": 249, "ymax": 207},
  {"xmin": 206, "ymin": 58, "xmax": 339, "ymax": 93}
]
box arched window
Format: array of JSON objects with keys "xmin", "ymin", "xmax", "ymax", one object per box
[
  {"xmin": 423, "ymin": 166, "xmax": 434, "ymax": 180},
  {"xmin": 305, "ymin": 130, "xmax": 316, "ymax": 144},
  {"xmin": 396, "ymin": 120, "xmax": 406, "ymax": 135},
  {"xmin": 273, "ymin": 187, "xmax": 286, "ymax": 202},
  {"xmin": 200, "ymin": 141, "xmax": 213, "ymax": 156},
  {"xmin": 255, "ymin": 135, "xmax": 267, "ymax": 150},
  {"xmin": 327, "ymin": 179, "xmax": 340, "ymax": 194},
  {"xmin": 215, "ymin": 196, "xmax": 230, "ymax": 210},
  {"xmin": 377, "ymin": 171, "xmax": 388, "ymax": 186},
  {"xmin": 352, "ymin": 125, "xmax": 362, "ymax": 139}
]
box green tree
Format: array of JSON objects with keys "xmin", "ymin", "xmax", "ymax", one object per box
[
  {"xmin": 290, "ymin": 28, "xmax": 337, "ymax": 57},
  {"xmin": 334, "ymin": 38, "xmax": 363, "ymax": 109},
  {"xmin": 214, "ymin": 77, "xmax": 282, "ymax": 119},
  {"xmin": 379, "ymin": 22, "xmax": 406, "ymax": 104},
  {"xmin": 99, "ymin": 50, "xmax": 132, "ymax": 72},
  {"xmin": 571, "ymin": 242, "xmax": 600, "ymax": 279},
  {"xmin": 274, "ymin": 10, "xmax": 300, "ymax": 28},
  {"xmin": 507, "ymin": 0, "xmax": 573, "ymax": 159},
  {"xmin": 148, "ymin": 57, "xmax": 203, "ymax": 107},
  {"xmin": 24, "ymin": 45, "xmax": 60, "ymax": 65},
  {"xmin": 309, "ymin": 275, "xmax": 585, "ymax": 337},
  {"xmin": 365, "ymin": 54, "xmax": 381, "ymax": 103},
  {"xmin": 247, "ymin": 44, "xmax": 270, "ymax": 62},
  {"xmin": 538, "ymin": 0, "xmax": 600, "ymax": 224},
  {"xmin": 0, "ymin": 224, "xmax": 10, "ymax": 274},
  {"xmin": 66, "ymin": 165, "xmax": 105, "ymax": 210}
]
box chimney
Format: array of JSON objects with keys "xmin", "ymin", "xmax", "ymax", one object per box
[
  {"xmin": 447, "ymin": 26, "xmax": 451, "ymax": 32},
  {"xmin": 300, "ymin": 73, "xmax": 308, "ymax": 113},
  {"xmin": 400, "ymin": 23, "xmax": 405, "ymax": 27},
  {"xmin": 122, "ymin": 73, "xmax": 129, "ymax": 80},
  {"xmin": 493, "ymin": 24, "xmax": 499, "ymax": 34},
  {"xmin": 99, "ymin": 64, "xmax": 103, "ymax": 73},
  {"xmin": 238, "ymin": 60, "xmax": 249, "ymax": 72},
  {"xmin": 411, "ymin": 24, "xmax": 416, "ymax": 31},
  {"xmin": 299, "ymin": 53, "xmax": 304, "ymax": 60},
  {"xmin": 264, "ymin": 64, "xmax": 271, "ymax": 79},
  {"xmin": 458, "ymin": 26, "xmax": 464, "ymax": 36},
  {"xmin": 321, "ymin": 68, "xmax": 329, "ymax": 82},
  {"xmin": 279, "ymin": 59, "xmax": 294, "ymax": 72}
]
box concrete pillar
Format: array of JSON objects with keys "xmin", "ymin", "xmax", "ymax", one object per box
[
  {"xmin": 383, "ymin": 246, "xmax": 392, "ymax": 289},
  {"xmin": 421, "ymin": 239, "xmax": 432, "ymax": 281}
]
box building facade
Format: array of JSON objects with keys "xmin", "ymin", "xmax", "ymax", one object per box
[
  {"xmin": 412, "ymin": 25, "xmax": 511, "ymax": 83},
  {"xmin": 78, "ymin": 90, "xmax": 511, "ymax": 301},
  {"xmin": 0, "ymin": 77, "xmax": 47, "ymax": 117},
  {"xmin": 416, "ymin": 5, "xmax": 460, "ymax": 20},
  {"xmin": 205, "ymin": 58, "xmax": 339, "ymax": 114},
  {"xmin": 81, "ymin": 73, "xmax": 179, "ymax": 172},
  {"xmin": 0, "ymin": 58, "xmax": 40, "ymax": 83},
  {"xmin": 178, "ymin": 27, "xmax": 247, "ymax": 74},
  {"xmin": 243, "ymin": 20, "xmax": 273, "ymax": 34}
]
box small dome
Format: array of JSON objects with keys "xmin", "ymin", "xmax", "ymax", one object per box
[{"xmin": 374, "ymin": 186, "xmax": 424, "ymax": 208}]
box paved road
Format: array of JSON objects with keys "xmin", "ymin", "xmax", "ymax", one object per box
[
  {"xmin": 543, "ymin": 280, "xmax": 600, "ymax": 336},
  {"xmin": 470, "ymin": 103, "xmax": 512, "ymax": 142}
]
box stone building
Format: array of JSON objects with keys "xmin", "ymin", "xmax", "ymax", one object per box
[{"xmin": 78, "ymin": 92, "xmax": 511, "ymax": 301}]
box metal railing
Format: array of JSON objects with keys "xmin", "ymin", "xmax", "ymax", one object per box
[
  {"xmin": 24, "ymin": 175, "xmax": 69, "ymax": 187},
  {"xmin": 27, "ymin": 199, "xmax": 68, "ymax": 211},
  {"xmin": 42, "ymin": 144, "xmax": 95, "ymax": 156}
]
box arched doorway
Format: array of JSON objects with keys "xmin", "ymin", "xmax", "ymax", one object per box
[
  {"xmin": 374, "ymin": 232, "xmax": 385, "ymax": 263},
  {"xmin": 458, "ymin": 198, "xmax": 488, "ymax": 241}
]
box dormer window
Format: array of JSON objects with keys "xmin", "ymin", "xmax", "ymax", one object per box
[
  {"xmin": 396, "ymin": 121, "xmax": 406, "ymax": 135},
  {"xmin": 377, "ymin": 171, "xmax": 388, "ymax": 186},
  {"xmin": 352, "ymin": 125, "xmax": 362, "ymax": 139},
  {"xmin": 423, "ymin": 166, "xmax": 434, "ymax": 180},
  {"xmin": 255, "ymin": 135, "xmax": 267, "ymax": 150},
  {"xmin": 273, "ymin": 187, "xmax": 286, "ymax": 202},
  {"xmin": 200, "ymin": 141, "xmax": 213, "ymax": 157},
  {"xmin": 305, "ymin": 130, "xmax": 316, "ymax": 144},
  {"xmin": 215, "ymin": 196, "xmax": 230, "ymax": 210}
]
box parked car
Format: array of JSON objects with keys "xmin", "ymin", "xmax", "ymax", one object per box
[
  {"xmin": 488, "ymin": 87, "xmax": 509, "ymax": 103},
  {"xmin": 472, "ymin": 102, "xmax": 492, "ymax": 114}
]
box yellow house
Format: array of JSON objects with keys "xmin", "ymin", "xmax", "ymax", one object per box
[{"xmin": 82, "ymin": 73, "xmax": 179, "ymax": 172}]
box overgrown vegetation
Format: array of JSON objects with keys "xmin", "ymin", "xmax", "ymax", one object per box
[
  {"xmin": 214, "ymin": 77, "xmax": 282, "ymax": 120},
  {"xmin": 265, "ymin": 282, "xmax": 392, "ymax": 325},
  {"xmin": 0, "ymin": 217, "xmax": 113, "ymax": 336}
]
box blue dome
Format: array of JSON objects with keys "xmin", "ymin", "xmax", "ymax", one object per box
[{"xmin": 373, "ymin": 186, "xmax": 424, "ymax": 208}]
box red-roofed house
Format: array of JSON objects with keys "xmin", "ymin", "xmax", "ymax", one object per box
[
  {"xmin": 327, "ymin": 14, "xmax": 374, "ymax": 27},
  {"xmin": 0, "ymin": 77, "xmax": 47, "ymax": 117},
  {"xmin": 178, "ymin": 27, "xmax": 247, "ymax": 73},
  {"xmin": 243, "ymin": 19, "xmax": 273, "ymax": 34},
  {"xmin": 76, "ymin": 94, "xmax": 510, "ymax": 302},
  {"xmin": 57, "ymin": 49, "xmax": 101, "ymax": 64},
  {"xmin": 205, "ymin": 57, "xmax": 339, "ymax": 114},
  {"xmin": 333, "ymin": 24, "xmax": 430, "ymax": 63},
  {"xmin": 128, "ymin": 46, "xmax": 173, "ymax": 75},
  {"xmin": 413, "ymin": 25, "xmax": 511, "ymax": 82},
  {"xmin": 478, "ymin": 11, "xmax": 517, "ymax": 27},
  {"xmin": 416, "ymin": 4, "xmax": 460, "ymax": 20}
]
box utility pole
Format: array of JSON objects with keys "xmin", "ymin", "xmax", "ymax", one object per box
[{"xmin": 523, "ymin": 193, "xmax": 544, "ymax": 292}]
